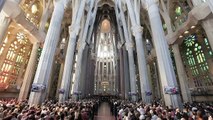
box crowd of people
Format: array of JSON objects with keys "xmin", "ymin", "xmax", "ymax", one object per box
[
  {"xmin": 0, "ymin": 99, "xmax": 99, "ymax": 120},
  {"xmin": 0, "ymin": 97, "xmax": 213, "ymax": 120},
  {"xmin": 110, "ymin": 100, "xmax": 213, "ymax": 120}
]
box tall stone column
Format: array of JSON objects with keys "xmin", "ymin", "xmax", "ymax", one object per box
[
  {"xmin": 123, "ymin": 47, "xmax": 130, "ymax": 99},
  {"xmin": 91, "ymin": 59, "xmax": 95, "ymax": 95},
  {"xmin": 125, "ymin": 0, "xmax": 152, "ymax": 103},
  {"xmin": 144, "ymin": 0, "xmax": 182, "ymax": 108},
  {"xmin": 0, "ymin": 0, "xmax": 5, "ymax": 12},
  {"xmin": 58, "ymin": 26, "xmax": 78, "ymax": 102},
  {"xmin": 102, "ymin": 61, "xmax": 104, "ymax": 83},
  {"xmin": 72, "ymin": 0, "xmax": 96, "ymax": 100},
  {"xmin": 79, "ymin": 45, "xmax": 89, "ymax": 97},
  {"xmin": 107, "ymin": 61, "xmax": 109, "ymax": 86},
  {"xmin": 18, "ymin": 42, "xmax": 39, "ymax": 100},
  {"xmin": 59, "ymin": 0, "xmax": 87, "ymax": 102},
  {"xmin": 153, "ymin": 60, "xmax": 162, "ymax": 100},
  {"xmin": 97, "ymin": 60, "xmax": 101, "ymax": 94},
  {"xmin": 126, "ymin": 43, "xmax": 137, "ymax": 101},
  {"xmin": 115, "ymin": 1, "xmax": 138, "ymax": 101},
  {"xmin": 201, "ymin": 19, "xmax": 213, "ymax": 81},
  {"xmin": 146, "ymin": 63, "xmax": 152, "ymax": 99},
  {"xmin": 56, "ymin": 62, "xmax": 64, "ymax": 98},
  {"xmin": 72, "ymin": 43, "xmax": 86, "ymax": 100},
  {"xmin": 0, "ymin": 12, "xmax": 11, "ymax": 45},
  {"xmin": 119, "ymin": 48, "xmax": 125, "ymax": 98},
  {"xmin": 102, "ymin": 62, "xmax": 104, "ymax": 92},
  {"xmin": 85, "ymin": 56, "xmax": 95, "ymax": 96},
  {"xmin": 108, "ymin": 61, "xmax": 111, "ymax": 93},
  {"xmin": 95, "ymin": 61, "xmax": 99, "ymax": 94},
  {"xmin": 133, "ymin": 26, "xmax": 152, "ymax": 103},
  {"xmin": 28, "ymin": 0, "xmax": 65, "ymax": 105},
  {"xmin": 117, "ymin": 58, "xmax": 120, "ymax": 94},
  {"xmin": 172, "ymin": 44, "xmax": 192, "ymax": 103},
  {"xmin": 115, "ymin": 59, "xmax": 119, "ymax": 95},
  {"xmin": 110, "ymin": 61, "xmax": 113, "ymax": 93},
  {"xmin": 94, "ymin": 61, "xmax": 98, "ymax": 94},
  {"xmin": 46, "ymin": 61, "xmax": 58, "ymax": 99},
  {"xmin": 201, "ymin": 19, "xmax": 213, "ymax": 50},
  {"xmin": 116, "ymin": 3, "xmax": 137, "ymax": 101}
]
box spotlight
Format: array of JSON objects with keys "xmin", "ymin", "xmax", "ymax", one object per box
[
  {"xmin": 191, "ymin": 26, "xmax": 195, "ymax": 29},
  {"xmin": 184, "ymin": 31, "xmax": 189, "ymax": 34}
]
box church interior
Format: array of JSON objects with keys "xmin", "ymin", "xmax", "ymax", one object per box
[{"xmin": 0, "ymin": 0, "xmax": 213, "ymax": 112}]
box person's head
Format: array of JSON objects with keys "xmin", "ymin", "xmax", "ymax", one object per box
[
  {"xmin": 176, "ymin": 108, "xmax": 180, "ymax": 113},
  {"xmin": 0, "ymin": 107, "xmax": 3, "ymax": 112},
  {"xmin": 208, "ymin": 115, "xmax": 213, "ymax": 120},
  {"xmin": 197, "ymin": 110, "xmax": 203, "ymax": 118},
  {"xmin": 139, "ymin": 114, "xmax": 145, "ymax": 120}
]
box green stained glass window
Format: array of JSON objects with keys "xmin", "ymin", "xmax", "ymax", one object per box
[
  {"xmin": 204, "ymin": 38, "xmax": 208, "ymax": 45},
  {"xmin": 203, "ymin": 38, "xmax": 213, "ymax": 56},
  {"xmin": 175, "ymin": 6, "xmax": 182, "ymax": 16},
  {"xmin": 163, "ymin": 24, "xmax": 167, "ymax": 30},
  {"xmin": 184, "ymin": 35, "xmax": 195, "ymax": 47},
  {"xmin": 181, "ymin": 33, "xmax": 213, "ymax": 87}
]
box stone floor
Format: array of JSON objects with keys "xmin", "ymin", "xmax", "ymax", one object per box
[{"xmin": 94, "ymin": 102, "xmax": 115, "ymax": 120}]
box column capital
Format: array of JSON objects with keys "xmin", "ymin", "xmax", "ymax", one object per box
[
  {"xmin": 69, "ymin": 24, "xmax": 80, "ymax": 36},
  {"xmin": 76, "ymin": 41, "xmax": 86, "ymax": 51},
  {"xmin": 125, "ymin": 42, "xmax": 134, "ymax": 50},
  {"xmin": 117, "ymin": 41, "xmax": 124, "ymax": 49},
  {"xmin": 142, "ymin": 0, "xmax": 158, "ymax": 10},
  {"xmin": 131, "ymin": 25, "xmax": 143, "ymax": 37},
  {"xmin": 172, "ymin": 44, "xmax": 181, "ymax": 54}
]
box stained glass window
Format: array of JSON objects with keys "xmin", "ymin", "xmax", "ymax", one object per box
[
  {"xmin": 181, "ymin": 34, "xmax": 213, "ymax": 87},
  {"xmin": 0, "ymin": 32, "xmax": 32, "ymax": 89},
  {"xmin": 175, "ymin": 6, "xmax": 182, "ymax": 16}
]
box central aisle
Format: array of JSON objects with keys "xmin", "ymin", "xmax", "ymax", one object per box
[{"xmin": 94, "ymin": 102, "xmax": 115, "ymax": 120}]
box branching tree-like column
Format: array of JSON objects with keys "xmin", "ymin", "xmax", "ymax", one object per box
[
  {"xmin": 59, "ymin": 0, "xmax": 87, "ymax": 102},
  {"xmin": 118, "ymin": 46, "xmax": 125, "ymax": 99},
  {"xmin": 28, "ymin": 0, "xmax": 66, "ymax": 105},
  {"xmin": 18, "ymin": 42, "xmax": 39, "ymax": 101},
  {"xmin": 72, "ymin": 0, "xmax": 97, "ymax": 100},
  {"xmin": 172, "ymin": 44, "xmax": 192, "ymax": 103},
  {"xmin": 143, "ymin": 0, "xmax": 182, "ymax": 108},
  {"xmin": 201, "ymin": 19, "xmax": 213, "ymax": 51},
  {"xmin": 115, "ymin": 1, "xmax": 137, "ymax": 101},
  {"xmin": 125, "ymin": 0, "xmax": 152, "ymax": 103}
]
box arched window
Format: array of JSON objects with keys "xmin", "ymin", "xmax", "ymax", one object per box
[
  {"xmin": 181, "ymin": 34, "xmax": 213, "ymax": 87},
  {"xmin": 0, "ymin": 32, "xmax": 32, "ymax": 89}
]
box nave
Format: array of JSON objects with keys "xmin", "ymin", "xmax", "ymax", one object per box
[
  {"xmin": 1, "ymin": 97, "xmax": 213, "ymax": 120},
  {"xmin": 94, "ymin": 102, "xmax": 114, "ymax": 120},
  {"xmin": 0, "ymin": 0, "xmax": 213, "ymax": 115}
]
